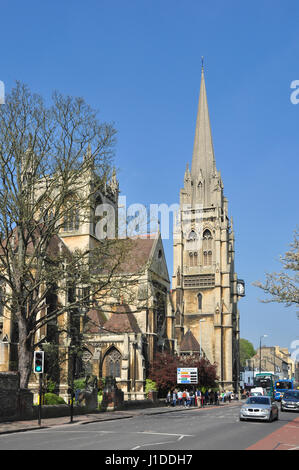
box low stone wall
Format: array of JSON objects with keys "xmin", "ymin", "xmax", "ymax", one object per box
[
  {"xmin": 0, "ymin": 372, "xmax": 19, "ymax": 421},
  {"xmin": 0, "ymin": 372, "xmax": 34, "ymax": 422},
  {"xmin": 0, "ymin": 372, "xmax": 162, "ymax": 422},
  {"xmin": 120, "ymin": 399, "xmax": 161, "ymax": 410},
  {"xmin": 32, "ymin": 404, "xmax": 100, "ymax": 420}
]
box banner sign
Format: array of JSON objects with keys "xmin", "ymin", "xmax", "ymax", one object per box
[{"xmin": 177, "ymin": 367, "xmax": 198, "ymax": 384}]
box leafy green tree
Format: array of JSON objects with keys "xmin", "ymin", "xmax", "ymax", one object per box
[{"xmin": 239, "ymin": 338, "xmax": 256, "ymax": 368}]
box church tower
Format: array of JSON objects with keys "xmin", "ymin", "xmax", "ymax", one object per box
[{"xmin": 172, "ymin": 65, "xmax": 241, "ymax": 392}]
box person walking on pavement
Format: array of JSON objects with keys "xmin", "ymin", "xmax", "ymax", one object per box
[
  {"xmin": 196, "ymin": 389, "xmax": 201, "ymax": 407},
  {"xmin": 177, "ymin": 389, "xmax": 183, "ymax": 406},
  {"xmin": 189, "ymin": 390, "xmax": 195, "ymax": 406},
  {"xmin": 182, "ymin": 389, "xmax": 187, "ymax": 406},
  {"xmin": 184, "ymin": 389, "xmax": 190, "ymax": 407},
  {"xmin": 166, "ymin": 390, "xmax": 171, "ymax": 406},
  {"xmin": 172, "ymin": 390, "xmax": 177, "ymax": 407}
]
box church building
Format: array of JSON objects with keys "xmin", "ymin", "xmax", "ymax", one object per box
[{"xmin": 172, "ymin": 66, "xmax": 243, "ymax": 392}]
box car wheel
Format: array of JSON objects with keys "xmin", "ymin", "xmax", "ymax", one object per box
[{"xmin": 281, "ymin": 406, "xmax": 284, "ymax": 412}]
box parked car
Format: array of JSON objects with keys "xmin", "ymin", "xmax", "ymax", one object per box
[
  {"xmin": 250, "ymin": 387, "xmax": 264, "ymax": 396},
  {"xmin": 281, "ymin": 390, "xmax": 299, "ymax": 412},
  {"xmin": 240, "ymin": 396, "xmax": 279, "ymax": 422}
]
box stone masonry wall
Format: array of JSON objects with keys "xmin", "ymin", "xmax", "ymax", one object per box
[{"xmin": 0, "ymin": 371, "xmax": 20, "ymax": 420}]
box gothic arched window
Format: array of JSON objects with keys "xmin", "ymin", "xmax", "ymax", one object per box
[
  {"xmin": 189, "ymin": 251, "xmax": 198, "ymax": 267},
  {"xmin": 94, "ymin": 194, "xmax": 103, "ymax": 235},
  {"xmin": 188, "ymin": 230, "xmax": 197, "ymax": 241},
  {"xmin": 64, "ymin": 208, "xmax": 80, "ymax": 232},
  {"xmin": 103, "ymin": 348, "xmax": 122, "ymax": 378},
  {"xmin": 197, "ymin": 293, "xmax": 202, "ymax": 310},
  {"xmin": 203, "ymin": 229, "xmax": 213, "ymax": 266}
]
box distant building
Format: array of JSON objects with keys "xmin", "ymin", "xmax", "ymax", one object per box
[{"xmin": 245, "ymin": 346, "xmax": 295, "ymax": 380}]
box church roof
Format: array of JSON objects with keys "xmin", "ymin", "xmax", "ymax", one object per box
[
  {"xmin": 86, "ymin": 308, "xmax": 107, "ymax": 333},
  {"xmin": 103, "ymin": 304, "xmax": 141, "ymax": 334},
  {"xmin": 180, "ymin": 329, "xmax": 201, "ymax": 353},
  {"xmin": 112, "ymin": 236, "xmax": 156, "ymax": 274}
]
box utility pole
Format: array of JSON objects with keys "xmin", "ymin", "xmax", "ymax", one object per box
[{"xmin": 259, "ymin": 335, "xmax": 268, "ymax": 374}]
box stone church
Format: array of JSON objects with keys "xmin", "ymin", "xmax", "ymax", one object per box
[
  {"xmin": 0, "ymin": 147, "xmax": 176, "ymax": 401},
  {"xmin": 172, "ymin": 66, "xmax": 243, "ymax": 392},
  {"xmin": 0, "ymin": 66, "xmax": 242, "ymax": 398}
]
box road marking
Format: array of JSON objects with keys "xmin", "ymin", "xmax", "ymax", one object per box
[
  {"xmin": 131, "ymin": 433, "xmax": 193, "ymax": 450},
  {"xmin": 138, "ymin": 431, "xmax": 193, "ymax": 437}
]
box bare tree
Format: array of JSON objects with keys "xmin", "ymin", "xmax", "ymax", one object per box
[
  {"xmin": 0, "ymin": 82, "xmax": 138, "ymax": 388},
  {"xmin": 254, "ymin": 229, "xmax": 299, "ymax": 314}
]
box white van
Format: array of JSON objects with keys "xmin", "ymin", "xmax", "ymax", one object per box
[{"xmin": 250, "ymin": 387, "xmax": 264, "ymax": 396}]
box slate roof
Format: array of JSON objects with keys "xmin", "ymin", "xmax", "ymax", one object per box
[
  {"xmin": 86, "ymin": 308, "xmax": 107, "ymax": 333},
  {"xmin": 103, "ymin": 304, "xmax": 141, "ymax": 334},
  {"xmin": 180, "ymin": 329, "xmax": 201, "ymax": 352},
  {"xmin": 114, "ymin": 236, "xmax": 156, "ymax": 274}
]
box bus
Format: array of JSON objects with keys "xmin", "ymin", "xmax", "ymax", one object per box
[
  {"xmin": 274, "ymin": 379, "xmax": 297, "ymax": 401},
  {"xmin": 254, "ymin": 373, "xmax": 277, "ymax": 398}
]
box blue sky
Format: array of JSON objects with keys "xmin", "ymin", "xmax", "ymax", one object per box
[{"xmin": 1, "ymin": 0, "xmax": 298, "ymax": 351}]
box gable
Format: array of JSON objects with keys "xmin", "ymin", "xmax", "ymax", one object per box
[{"xmin": 148, "ymin": 235, "xmax": 170, "ymax": 283}]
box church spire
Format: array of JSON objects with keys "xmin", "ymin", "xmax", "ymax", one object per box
[{"xmin": 191, "ymin": 63, "xmax": 215, "ymax": 180}]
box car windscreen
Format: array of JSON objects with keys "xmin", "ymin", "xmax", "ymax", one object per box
[
  {"xmin": 283, "ymin": 391, "xmax": 299, "ymax": 400},
  {"xmin": 246, "ymin": 397, "xmax": 270, "ymax": 405}
]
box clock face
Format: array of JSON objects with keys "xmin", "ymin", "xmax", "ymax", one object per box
[{"xmin": 237, "ymin": 282, "xmax": 245, "ymax": 295}]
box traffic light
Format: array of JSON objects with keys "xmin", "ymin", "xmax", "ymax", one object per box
[{"xmin": 33, "ymin": 351, "xmax": 44, "ymax": 373}]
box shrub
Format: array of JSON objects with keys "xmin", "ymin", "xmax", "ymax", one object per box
[
  {"xmin": 44, "ymin": 393, "xmax": 66, "ymax": 405},
  {"xmin": 73, "ymin": 378, "xmax": 86, "ymax": 392},
  {"xmin": 145, "ymin": 379, "xmax": 157, "ymax": 398}
]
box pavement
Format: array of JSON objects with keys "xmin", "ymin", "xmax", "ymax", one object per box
[{"xmin": 0, "ymin": 401, "xmax": 240, "ymax": 435}]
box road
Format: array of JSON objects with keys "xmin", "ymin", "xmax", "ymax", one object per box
[{"xmin": 0, "ymin": 403, "xmax": 298, "ymax": 451}]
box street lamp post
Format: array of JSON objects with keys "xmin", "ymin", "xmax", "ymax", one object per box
[
  {"xmin": 199, "ymin": 319, "xmax": 206, "ymax": 358},
  {"xmin": 259, "ymin": 335, "xmax": 268, "ymax": 374}
]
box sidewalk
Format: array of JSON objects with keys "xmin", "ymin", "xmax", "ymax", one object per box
[{"xmin": 0, "ymin": 401, "xmax": 240, "ymax": 435}]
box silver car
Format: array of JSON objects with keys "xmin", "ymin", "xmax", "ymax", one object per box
[
  {"xmin": 240, "ymin": 396, "xmax": 279, "ymax": 422},
  {"xmin": 281, "ymin": 390, "xmax": 299, "ymax": 412}
]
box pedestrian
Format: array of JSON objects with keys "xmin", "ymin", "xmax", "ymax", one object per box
[
  {"xmin": 177, "ymin": 389, "xmax": 183, "ymax": 406},
  {"xmin": 205, "ymin": 390, "xmax": 209, "ymax": 405},
  {"xmin": 189, "ymin": 390, "xmax": 195, "ymax": 406},
  {"xmin": 182, "ymin": 389, "xmax": 187, "ymax": 406},
  {"xmin": 172, "ymin": 390, "xmax": 177, "ymax": 407},
  {"xmin": 184, "ymin": 389, "xmax": 190, "ymax": 407},
  {"xmin": 214, "ymin": 391, "xmax": 219, "ymax": 405},
  {"xmin": 196, "ymin": 389, "xmax": 202, "ymax": 407},
  {"xmin": 166, "ymin": 390, "xmax": 171, "ymax": 407}
]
